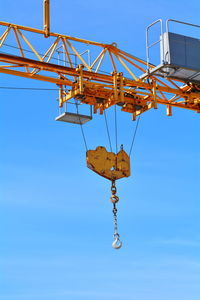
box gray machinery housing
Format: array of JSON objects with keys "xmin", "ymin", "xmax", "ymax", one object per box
[
  {"xmin": 142, "ymin": 19, "xmax": 200, "ymax": 84},
  {"xmin": 161, "ymin": 31, "xmax": 200, "ymax": 82}
]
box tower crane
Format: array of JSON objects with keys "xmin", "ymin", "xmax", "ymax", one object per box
[{"xmin": 1, "ymin": 1, "xmax": 199, "ymax": 248}]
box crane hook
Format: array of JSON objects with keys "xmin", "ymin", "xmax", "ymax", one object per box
[{"xmin": 112, "ymin": 234, "xmax": 122, "ymax": 249}]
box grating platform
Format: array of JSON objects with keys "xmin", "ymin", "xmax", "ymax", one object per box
[
  {"xmin": 55, "ymin": 112, "xmax": 92, "ymax": 124},
  {"xmin": 145, "ymin": 20, "xmax": 200, "ymax": 84},
  {"xmin": 140, "ymin": 63, "xmax": 200, "ymax": 84}
]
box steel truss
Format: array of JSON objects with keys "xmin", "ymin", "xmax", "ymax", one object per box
[{"xmin": 0, "ymin": 21, "xmax": 200, "ymax": 119}]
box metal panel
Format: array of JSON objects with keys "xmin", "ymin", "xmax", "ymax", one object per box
[
  {"xmin": 144, "ymin": 19, "xmax": 200, "ymax": 83},
  {"xmin": 158, "ymin": 32, "xmax": 200, "ymax": 83},
  {"xmin": 161, "ymin": 32, "xmax": 200, "ymax": 71},
  {"xmin": 55, "ymin": 112, "xmax": 92, "ymax": 124}
]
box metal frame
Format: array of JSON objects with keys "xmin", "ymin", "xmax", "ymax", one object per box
[
  {"xmin": 146, "ymin": 19, "xmax": 200, "ymax": 71},
  {"xmin": 165, "ymin": 19, "xmax": 200, "ymax": 69},
  {"xmin": 0, "ymin": 20, "xmax": 200, "ymax": 118},
  {"xmin": 146, "ymin": 19, "xmax": 164, "ymax": 71},
  {"xmin": 166, "ymin": 19, "xmax": 200, "ymax": 34}
]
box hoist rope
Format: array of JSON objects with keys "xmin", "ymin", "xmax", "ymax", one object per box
[
  {"xmin": 0, "ymin": 86, "xmax": 58, "ymax": 90},
  {"xmin": 104, "ymin": 110, "xmax": 113, "ymax": 152},
  {"xmin": 129, "ymin": 115, "xmax": 141, "ymax": 157},
  {"xmin": 1, "ymin": 44, "xmax": 110, "ymax": 75},
  {"xmin": 0, "ymin": 86, "xmax": 176, "ymax": 97},
  {"xmin": 114, "ymin": 105, "xmax": 118, "ymax": 154},
  {"xmin": 75, "ymin": 100, "xmax": 88, "ymax": 151}
]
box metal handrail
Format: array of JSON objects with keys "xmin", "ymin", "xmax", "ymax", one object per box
[
  {"xmin": 146, "ymin": 19, "xmax": 164, "ymax": 71},
  {"xmin": 166, "ymin": 19, "xmax": 200, "ymax": 33}
]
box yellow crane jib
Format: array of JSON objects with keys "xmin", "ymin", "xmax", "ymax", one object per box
[
  {"xmin": 86, "ymin": 146, "xmax": 130, "ymax": 181},
  {"xmin": 1, "ymin": 1, "xmax": 199, "ymax": 249}
]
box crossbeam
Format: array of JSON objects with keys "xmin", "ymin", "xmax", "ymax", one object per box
[{"xmin": 0, "ymin": 21, "xmax": 200, "ymax": 118}]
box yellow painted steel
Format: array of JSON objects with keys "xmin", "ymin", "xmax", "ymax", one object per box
[
  {"xmin": 0, "ymin": 1, "xmax": 199, "ymax": 213},
  {"xmin": 44, "ymin": 0, "xmax": 50, "ymax": 37},
  {"xmin": 0, "ymin": 21, "xmax": 200, "ymax": 116},
  {"xmin": 86, "ymin": 146, "xmax": 130, "ymax": 180}
]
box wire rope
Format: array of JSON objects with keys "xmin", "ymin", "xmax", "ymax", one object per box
[
  {"xmin": 0, "ymin": 86, "xmax": 178, "ymax": 98},
  {"xmin": 1, "ymin": 43, "xmax": 111, "ymax": 75},
  {"xmin": 114, "ymin": 105, "xmax": 118, "ymax": 154},
  {"xmin": 0, "ymin": 83, "xmax": 141, "ymax": 155},
  {"xmin": 129, "ymin": 115, "xmax": 141, "ymax": 157},
  {"xmin": 103, "ymin": 110, "xmax": 113, "ymax": 152},
  {"xmin": 75, "ymin": 100, "xmax": 88, "ymax": 151},
  {"xmin": 2, "ymin": 43, "xmax": 77, "ymax": 66},
  {"xmin": 0, "ymin": 86, "xmax": 58, "ymax": 90}
]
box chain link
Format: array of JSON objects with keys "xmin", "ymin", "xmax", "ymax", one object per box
[
  {"xmin": 110, "ymin": 181, "xmax": 122, "ymax": 249},
  {"xmin": 110, "ymin": 180, "xmax": 119, "ymax": 204},
  {"xmin": 112, "ymin": 203, "xmax": 118, "ymax": 235}
]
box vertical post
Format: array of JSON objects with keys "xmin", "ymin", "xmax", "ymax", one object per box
[
  {"xmin": 118, "ymin": 72, "xmax": 124, "ymax": 103},
  {"xmin": 44, "ymin": 0, "xmax": 50, "ymax": 38},
  {"xmin": 113, "ymin": 72, "xmax": 118, "ymax": 102},
  {"xmin": 132, "ymin": 112, "xmax": 136, "ymax": 121},
  {"xmin": 152, "ymin": 80, "xmax": 158, "ymax": 109},
  {"xmin": 166, "ymin": 105, "xmax": 172, "ymax": 116},
  {"xmin": 59, "ymin": 85, "xmax": 63, "ymax": 107},
  {"xmin": 76, "ymin": 64, "xmax": 84, "ymax": 94}
]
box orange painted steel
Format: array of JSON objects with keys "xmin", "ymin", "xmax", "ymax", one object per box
[{"xmin": 0, "ymin": 21, "xmax": 200, "ymax": 118}]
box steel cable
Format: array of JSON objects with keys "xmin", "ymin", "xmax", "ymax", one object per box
[
  {"xmin": 114, "ymin": 105, "xmax": 118, "ymax": 154},
  {"xmin": 129, "ymin": 115, "xmax": 140, "ymax": 157},
  {"xmin": 75, "ymin": 100, "xmax": 88, "ymax": 151},
  {"xmin": 103, "ymin": 110, "xmax": 113, "ymax": 152}
]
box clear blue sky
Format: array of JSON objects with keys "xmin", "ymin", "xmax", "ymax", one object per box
[{"xmin": 0, "ymin": 1, "xmax": 200, "ymax": 300}]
